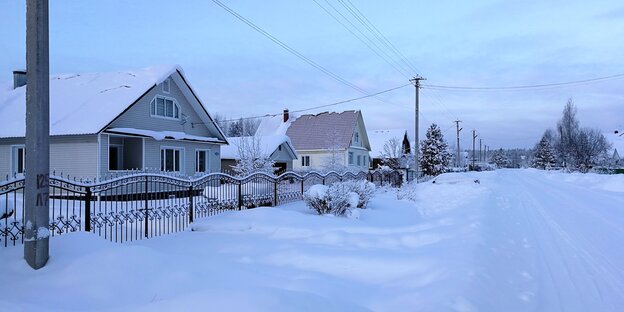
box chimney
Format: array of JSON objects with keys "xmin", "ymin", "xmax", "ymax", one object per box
[
  {"xmin": 13, "ymin": 70, "xmax": 27, "ymax": 89},
  {"xmin": 283, "ymin": 109, "xmax": 289, "ymax": 122}
]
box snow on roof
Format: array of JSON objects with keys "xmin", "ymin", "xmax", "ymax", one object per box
[
  {"xmin": 368, "ymin": 129, "xmax": 409, "ymax": 158},
  {"xmin": 0, "ymin": 65, "xmax": 181, "ymax": 138},
  {"xmin": 286, "ymin": 110, "xmax": 360, "ymax": 150},
  {"xmin": 106, "ymin": 128, "xmax": 221, "ymax": 143},
  {"xmin": 606, "ymin": 131, "xmax": 624, "ymax": 157},
  {"xmin": 254, "ymin": 112, "xmax": 298, "ymax": 136},
  {"xmin": 220, "ymin": 134, "xmax": 296, "ymax": 160}
]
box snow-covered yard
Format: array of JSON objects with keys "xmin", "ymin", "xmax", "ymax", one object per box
[{"xmin": 1, "ymin": 169, "xmax": 623, "ymax": 311}]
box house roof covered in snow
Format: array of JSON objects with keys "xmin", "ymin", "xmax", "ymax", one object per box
[
  {"xmin": 0, "ymin": 65, "xmax": 227, "ymax": 143},
  {"xmin": 220, "ymin": 134, "xmax": 297, "ymax": 160},
  {"xmin": 606, "ymin": 131, "xmax": 624, "ymax": 159},
  {"xmin": 368, "ymin": 129, "xmax": 410, "ymax": 158},
  {"xmin": 285, "ymin": 110, "xmax": 370, "ymax": 151}
]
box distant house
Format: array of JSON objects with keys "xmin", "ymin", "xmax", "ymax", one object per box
[
  {"xmin": 220, "ymin": 134, "xmax": 298, "ymax": 173},
  {"xmin": 367, "ymin": 129, "xmax": 411, "ymax": 169},
  {"xmin": 606, "ymin": 131, "xmax": 624, "ymax": 168},
  {"xmin": 0, "ymin": 65, "xmax": 228, "ymax": 180},
  {"xmin": 256, "ymin": 109, "xmax": 371, "ymax": 172}
]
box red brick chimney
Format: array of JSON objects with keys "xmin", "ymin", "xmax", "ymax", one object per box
[{"xmin": 283, "ymin": 109, "xmax": 289, "ymax": 122}]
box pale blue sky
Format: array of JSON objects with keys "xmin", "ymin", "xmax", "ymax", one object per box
[{"xmin": 1, "ymin": 0, "xmax": 623, "ymax": 148}]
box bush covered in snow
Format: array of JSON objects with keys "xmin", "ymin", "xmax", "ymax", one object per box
[
  {"xmin": 340, "ymin": 179, "xmax": 376, "ymax": 208},
  {"xmin": 303, "ymin": 180, "xmax": 371, "ymax": 216}
]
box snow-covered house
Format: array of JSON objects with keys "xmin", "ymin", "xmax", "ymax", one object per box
[
  {"xmin": 220, "ymin": 134, "xmax": 298, "ymax": 173},
  {"xmin": 0, "ymin": 65, "xmax": 228, "ymax": 180},
  {"xmin": 256, "ymin": 109, "xmax": 371, "ymax": 172},
  {"xmin": 367, "ymin": 129, "xmax": 411, "ymax": 169},
  {"xmin": 607, "ymin": 131, "xmax": 624, "ymax": 168}
]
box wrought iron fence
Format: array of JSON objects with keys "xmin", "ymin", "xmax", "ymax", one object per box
[{"xmin": 1, "ymin": 170, "xmax": 402, "ymax": 247}]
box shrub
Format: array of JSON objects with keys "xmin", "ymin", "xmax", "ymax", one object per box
[
  {"xmin": 303, "ymin": 182, "xmax": 361, "ymax": 216},
  {"xmin": 341, "ymin": 179, "xmax": 376, "ymax": 208}
]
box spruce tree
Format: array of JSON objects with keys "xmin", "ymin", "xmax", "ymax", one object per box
[
  {"xmin": 419, "ymin": 124, "xmax": 451, "ymax": 176},
  {"xmin": 532, "ymin": 136, "xmax": 556, "ymax": 170},
  {"xmin": 491, "ymin": 148, "xmax": 510, "ymax": 168}
]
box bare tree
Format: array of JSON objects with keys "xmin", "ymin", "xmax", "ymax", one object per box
[
  {"xmin": 322, "ymin": 129, "xmax": 347, "ymax": 173},
  {"xmin": 213, "ymin": 115, "xmax": 260, "ymax": 137},
  {"xmin": 380, "ymin": 137, "xmax": 413, "ymax": 169},
  {"xmin": 556, "ymin": 98, "xmax": 580, "ymax": 168},
  {"xmin": 573, "ymin": 128, "xmax": 611, "ymax": 172},
  {"xmin": 232, "ymin": 135, "xmax": 276, "ymax": 176}
]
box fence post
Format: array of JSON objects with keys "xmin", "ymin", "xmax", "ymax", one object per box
[
  {"xmin": 188, "ymin": 184, "xmax": 194, "ymax": 223},
  {"xmin": 273, "ymin": 180, "xmax": 278, "ymax": 206},
  {"xmin": 144, "ymin": 176, "xmax": 149, "ymax": 238},
  {"xmin": 300, "ymin": 179, "xmax": 304, "ymax": 196},
  {"xmin": 84, "ymin": 186, "xmax": 91, "ymax": 232},
  {"xmin": 322, "ymin": 177, "xmax": 325, "ymax": 185},
  {"xmin": 237, "ymin": 181, "xmax": 243, "ymax": 209}
]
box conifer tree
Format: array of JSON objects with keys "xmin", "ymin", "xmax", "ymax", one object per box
[
  {"xmin": 532, "ymin": 136, "xmax": 556, "ymax": 170},
  {"xmin": 419, "ymin": 124, "xmax": 451, "ymax": 176}
]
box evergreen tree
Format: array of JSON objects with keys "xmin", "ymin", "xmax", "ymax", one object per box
[
  {"xmin": 490, "ymin": 148, "xmax": 510, "ymax": 168},
  {"xmin": 532, "ymin": 136, "xmax": 556, "ymax": 170},
  {"xmin": 419, "ymin": 124, "xmax": 451, "ymax": 176}
]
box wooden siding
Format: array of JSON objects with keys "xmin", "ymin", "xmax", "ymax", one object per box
[{"xmin": 143, "ymin": 139, "xmax": 221, "ymax": 176}]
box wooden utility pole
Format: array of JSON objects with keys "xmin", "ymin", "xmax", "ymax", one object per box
[
  {"xmin": 410, "ymin": 76, "xmax": 425, "ymax": 180},
  {"xmin": 454, "ymin": 120, "xmax": 462, "ymax": 167},
  {"xmin": 24, "ymin": 0, "xmax": 50, "ymax": 269}
]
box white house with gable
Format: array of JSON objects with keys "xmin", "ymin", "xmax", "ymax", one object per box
[
  {"xmin": 256, "ymin": 109, "xmax": 371, "ymax": 172},
  {"xmin": 0, "ymin": 65, "xmax": 228, "ymax": 180},
  {"xmin": 220, "ymin": 134, "xmax": 298, "ymax": 173}
]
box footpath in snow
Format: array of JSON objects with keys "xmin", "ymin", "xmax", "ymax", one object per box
[{"xmin": 0, "ymin": 169, "xmax": 623, "ymax": 311}]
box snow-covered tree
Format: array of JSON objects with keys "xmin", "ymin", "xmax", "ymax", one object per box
[
  {"xmin": 555, "ymin": 99, "xmax": 580, "ymax": 168},
  {"xmin": 490, "ymin": 148, "xmax": 510, "ymax": 168},
  {"xmin": 572, "ymin": 128, "xmax": 611, "ymax": 172},
  {"xmin": 532, "ymin": 135, "xmax": 556, "ymax": 170},
  {"xmin": 232, "ymin": 136, "xmax": 276, "ymax": 176},
  {"xmin": 380, "ymin": 137, "xmax": 413, "ymax": 169},
  {"xmin": 419, "ymin": 123, "xmax": 451, "ymax": 176},
  {"xmin": 321, "ymin": 129, "xmax": 348, "ymax": 173}
]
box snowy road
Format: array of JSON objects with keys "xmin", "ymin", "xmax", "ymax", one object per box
[
  {"xmin": 1, "ymin": 169, "xmax": 623, "ymax": 311},
  {"xmin": 467, "ymin": 170, "xmax": 624, "ymax": 311}
]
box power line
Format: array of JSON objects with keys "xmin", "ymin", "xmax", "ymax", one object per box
[
  {"xmin": 217, "ymin": 83, "xmax": 411, "ymax": 123},
  {"xmin": 423, "ymin": 73, "xmax": 624, "ymax": 91}
]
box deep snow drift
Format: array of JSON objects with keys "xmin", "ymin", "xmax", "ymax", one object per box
[{"xmin": 1, "ymin": 169, "xmax": 623, "ymax": 311}]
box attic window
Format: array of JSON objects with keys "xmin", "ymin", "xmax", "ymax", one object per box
[
  {"xmin": 354, "ymin": 132, "xmax": 359, "ymax": 143},
  {"xmin": 162, "ymin": 78, "xmax": 171, "ymax": 93},
  {"xmin": 150, "ymin": 96, "xmax": 180, "ymax": 120}
]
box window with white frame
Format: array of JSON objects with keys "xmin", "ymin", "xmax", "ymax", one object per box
[
  {"xmin": 195, "ymin": 150, "xmax": 210, "ymax": 173},
  {"xmin": 354, "ymin": 132, "xmax": 359, "ymax": 143},
  {"xmin": 348, "ymin": 152, "xmax": 354, "ymax": 165},
  {"xmin": 301, "ymin": 156, "xmax": 310, "ymax": 167},
  {"xmin": 162, "ymin": 78, "xmax": 171, "ymax": 93},
  {"xmin": 357, "ymin": 155, "xmax": 361, "ymax": 166},
  {"xmin": 160, "ymin": 147, "xmax": 183, "ymax": 172},
  {"xmin": 150, "ymin": 96, "xmax": 180, "ymax": 119},
  {"xmin": 11, "ymin": 145, "xmax": 25, "ymax": 174}
]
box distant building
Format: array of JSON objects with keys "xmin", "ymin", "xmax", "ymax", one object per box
[
  {"xmin": 220, "ymin": 135, "xmax": 298, "ymax": 173},
  {"xmin": 367, "ymin": 129, "xmax": 411, "ymax": 169}
]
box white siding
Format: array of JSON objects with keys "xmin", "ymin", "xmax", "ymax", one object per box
[
  {"xmin": 143, "ymin": 139, "xmax": 221, "ymax": 176},
  {"xmin": 0, "ymin": 135, "xmax": 98, "ymax": 179}
]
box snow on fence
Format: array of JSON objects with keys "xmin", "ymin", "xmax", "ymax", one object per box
[{"xmin": 0, "ymin": 170, "xmax": 402, "ymax": 247}]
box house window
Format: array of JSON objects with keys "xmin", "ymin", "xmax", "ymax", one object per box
[
  {"xmin": 354, "ymin": 132, "xmax": 359, "ymax": 143},
  {"xmin": 348, "ymin": 152, "xmax": 354, "ymax": 165},
  {"xmin": 278, "ymin": 145, "xmax": 282, "ymax": 151},
  {"xmin": 150, "ymin": 96, "xmax": 180, "ymax": 119},
  {"xmin": 357, "ymin": 155, "xmax": 361, "ymax": 166},
  {"xmin": 11, "ymin": 146, "xmax": 25, "ymax": 174},
  {"xmin": 162, "ymin": 78, "xmax": 170, "ymax": 93},
  {"xmin": 108, "ymin": 145, "xmax": 123, "ymax": 170},
  {"xmin": 301, "ymin": 156, "xmax": 310, "ymax": 167},
  {"xmin": 195, "ymin": 150, "xmax": 210, "ymax": 173},
  {"xmin": 161, "ymin": 147, "xmax": 183, "ymax": 172}
]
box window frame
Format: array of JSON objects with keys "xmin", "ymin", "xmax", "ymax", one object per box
[
  {"xmin": 348, "ymin": 152, "xmax": 354, "ymax": 165},
  {"xmin": 301, "ymin": 155, "xmax": 310, "ymax": 167},
  {"xmin": 160, "ymin": 147, "xmax": 184, "ymax": 172},
  {"xmin": 162, "ymin": 78, "xmax": 171, "ymax": 94},
  {"xmin": 10, "ymin": 145, "xmax": 25, "ymax": 175},
  {"xmin": 150, "ymin": 95, "xmax": 180, "ymax": 120},
  {"xmin": 195, "ymin": 149, "xmax": 211, "ymax": 173}
]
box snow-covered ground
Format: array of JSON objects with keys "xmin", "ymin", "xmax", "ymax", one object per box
[{"xmin": 1, "ymin": 169, "xmax": 623, "ymax": 311}]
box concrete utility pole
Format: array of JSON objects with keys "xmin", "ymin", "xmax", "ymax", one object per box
[
  {"xmin": 410, "ymin": 76, "xmax": 425, "ymax": 180},
  {"xmin": 454, "ymin": 120, "xmax": 462, "ymax": 167},
  {"xmin": 479, "ymin": 138, "xmax": 482, "ymax": 162},
  {"xmin": 471, "ymin": 130, "xmax": 477, "ymax": 169},
  {"xmin": 24, "ymin": 0, "xmax": 50, "ymax": 270}
]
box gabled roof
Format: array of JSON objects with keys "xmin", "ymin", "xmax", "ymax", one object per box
[
  {"xmin": 285, "ymin": 110, "xmax": 369, "ymax": 151},
  {"xmin": 605, "ymin": 131, "xmax": 624, "ymax": 159},
  {"xmin": 0, "ymin": 65, "xmax": 227, "ymax": 143},
  {"xmin": 220, "ymin": 134, "xmax": 297, "ymax": 160},
  {"xmin": 368, "ymin": 129, "xmax": 410, "ymax": 158}
]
